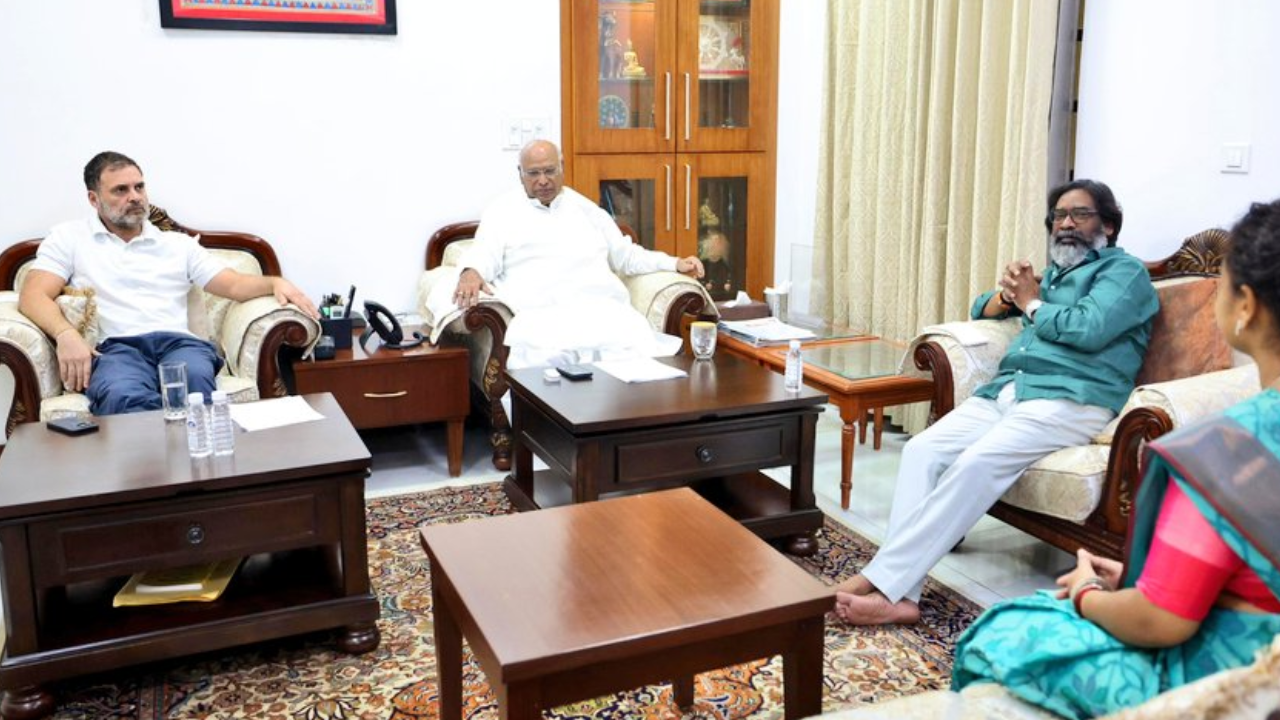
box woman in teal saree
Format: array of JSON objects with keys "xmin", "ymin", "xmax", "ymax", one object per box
[{"xmin": 951, "ymin": 198, "xmax": 1280, "ymax": 719}]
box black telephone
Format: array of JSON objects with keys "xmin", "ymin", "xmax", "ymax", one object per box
[{"xmin": 360, "ymin": 301, "xmax": 425, "ymax": 350}]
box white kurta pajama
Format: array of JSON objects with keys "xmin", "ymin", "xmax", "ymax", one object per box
[{"xmin": 456, "ymin": 187, "xmax": 682, "ymax": 369}]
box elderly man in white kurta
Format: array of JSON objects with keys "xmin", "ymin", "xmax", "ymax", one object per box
[{"xmin": 450, "ymin": 140, "xmax": 705, "ymax": 369}]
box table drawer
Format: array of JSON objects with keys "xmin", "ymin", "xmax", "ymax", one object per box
[
  {"xmin": 614, "ymin": 421, "xmax": 792, "ymax": 486},
  {"xmin": 296, "ymin": 358, "xmax": 468, "ymax": 429},
  {"xmin": 29, "ymin": 482, "xmax": 342, "ymax": 586}
]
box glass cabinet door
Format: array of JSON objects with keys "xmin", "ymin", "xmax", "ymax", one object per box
[
  {"xmin": 572, "ymin": 1, "xmax": 677, "ymax": 154},
  {"xmin": 678, "ymin": 152, "xmax": 772, "ymax": 300},
  {"xmin": 677, "ymin": 0, "xmax": 776, "ymax": 152},
  {"xmin": 573, "ymin": 155, "xmax": 676, "ymax": 255}
]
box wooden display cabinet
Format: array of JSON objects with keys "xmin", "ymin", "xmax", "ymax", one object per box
[
  {"xmin": 574, "ymin": 152, "xmax": 773, "ymax": 301},
  {"xmin": 561, "ymin": 0, "xmax": 779, "ymax": 301}
]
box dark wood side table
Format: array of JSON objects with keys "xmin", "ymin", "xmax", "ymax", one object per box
[
  {"xmin": 504, "ymin": 354, "xmax": 827, "ymax": 555},
  {"xmin": 294, "ymin": 328, "xmax": 469, "ymax": 476},
  {"xmin": 421, "ymin": 488, "xmax": 830, "ymax": 720},
  {"xmin": 0, "ymin": 394, "xmax": 379, "ymax": 720}
]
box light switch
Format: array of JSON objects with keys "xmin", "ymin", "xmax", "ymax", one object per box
[
  {"xmin": 502, "ymin": 118, "xmax": 522, "ymax": 150},
  {"xmin": 1221, "ymin": 143, "xmax": 1251, "ymax": 174}
]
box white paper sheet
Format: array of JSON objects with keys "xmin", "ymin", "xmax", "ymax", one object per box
[
  {"xmin": 228, "ymin": 395, "xmax": 326, "ymax": 432},
  {"xmin": 594, "ymin": 358, "xmax": 689, "ymax": 383}
]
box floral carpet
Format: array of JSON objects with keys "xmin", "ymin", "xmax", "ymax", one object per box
[{"xmin": 47, "ymin": 483, "xmax": 981, "ymax": 719}]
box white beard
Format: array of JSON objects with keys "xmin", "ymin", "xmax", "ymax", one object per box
[{"xmin": 1050, "ymin": 230, "xmax": 1108, "ymax": 269}]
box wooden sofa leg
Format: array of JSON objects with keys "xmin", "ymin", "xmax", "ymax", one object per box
[{"xmin": 491, "ymin": 430, "xmax": 512, "ymax": 471}]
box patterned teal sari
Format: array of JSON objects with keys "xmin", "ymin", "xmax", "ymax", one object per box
[{"xmin": 951, "ymin": 390, "xmax": 1280, "ymax": 719}]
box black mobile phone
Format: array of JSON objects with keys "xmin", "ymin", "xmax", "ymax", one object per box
[
  {"xmin": 47, "ymin": 417, "xmax": 99, "ymax": 436},
  {"xmin": 557, "ymin": 364, "xmax": 594, "ymax": 381}
]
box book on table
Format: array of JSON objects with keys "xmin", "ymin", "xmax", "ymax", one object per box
[
  {"xmin": 717, "ymin": 317, "xmax": 817, "ymax": 347},
  {"xmin": 113, "ymin": 557, "xmax": 243, "ymax": 607}
]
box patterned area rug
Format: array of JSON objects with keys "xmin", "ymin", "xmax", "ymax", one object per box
[{"xmin": 48, "ymin": 483, "xmax": 981, "ymax": 719}]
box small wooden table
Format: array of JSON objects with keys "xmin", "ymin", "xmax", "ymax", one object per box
[
  {"xmin": 720, "ymin": 334, "xmax": 934, "ymax": 510},
  {"xmin": 420, "ymin": 488, "xmax": 830, "ymax": 720},
  {"xmin": 504, "ymin": 354, "xmax": 827, "ymax": 555},
  {"xmin": 0, "ymin": 394, "xmax": 379, "ymax": 720},
  {"xmin": 294, "ymin": 328, "xmax": 469, "ymax": 476}
]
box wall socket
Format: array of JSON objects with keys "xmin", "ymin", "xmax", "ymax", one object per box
[{"xmin": 502, "ymin": 116, "xmax": 551, "ymax": 150}]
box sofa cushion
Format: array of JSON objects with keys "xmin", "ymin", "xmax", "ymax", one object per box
[
  {"xmin": 1001, "ymin": 444, "xmax": 1110, "ymax": 523},
  {"xmin": 1136, "ymin": 276, "xmax": 1232, "ymax": 386}
]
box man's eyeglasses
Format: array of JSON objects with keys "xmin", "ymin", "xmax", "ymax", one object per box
[
  {"xmin": 1050, "ymin": 208, "xmax": 1100, "ymax": 223},
  {"xmin": 521, "ymin": 167, "xmax": 561, "ymax": 180}
]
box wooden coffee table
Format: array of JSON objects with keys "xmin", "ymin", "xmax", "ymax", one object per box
[
  {"xmin": 0, "ymin": 394, "xmax": 380, "ymax": 719},
  {"xmin": 720, "ymin": 334, "xmax": 935, "ymax": 510},
  {"xmin": 504, "ymin": 354, "xmax": 828, "ymax": 555},
  {"xmin": 420, "ymin": 488, "xmax": 830, "ymax": 720}
]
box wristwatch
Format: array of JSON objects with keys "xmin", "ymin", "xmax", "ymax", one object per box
[{"xmin": 1025, "ymin": 299, "xmax": 1044, "ymax": 320}]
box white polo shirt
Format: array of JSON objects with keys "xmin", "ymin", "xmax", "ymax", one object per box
[{"xmin": 32, "ymin": 215, "xmax": 227, "ymax": 341}]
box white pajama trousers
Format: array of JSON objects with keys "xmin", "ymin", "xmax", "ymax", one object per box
[{"xmin": 862, "ymin": 383, "xmax": 1114, "ymax": 604}]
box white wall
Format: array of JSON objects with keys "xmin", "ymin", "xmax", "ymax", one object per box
[
  {"xmin": 1075, "ymin": 0, "xmax": 1280, "ymax": 260},
  {"xmin": 0, "ymin": 1, "xmax": 562, "ymax": 314},
  {"xmin": 775, "ymin": 3, "xmax": 825, "ymax": 314}
]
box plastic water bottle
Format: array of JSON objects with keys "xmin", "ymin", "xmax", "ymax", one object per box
[
  {"xmin": 186, "ymin": 392, "xmax": 211, "ymax": 458},
  {"xmin": 784, "ymin": 339, "xmax": 803, "ymax": 392},
  {"xmin": 210, "ymin": 390, "xmax": 235, "ymax": 456}
]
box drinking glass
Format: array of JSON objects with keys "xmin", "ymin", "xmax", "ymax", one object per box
[
  {"xmin": 158, "ymin": 361, "xmax": 188, "ymax": 421},
  {"xmin": 690, "ymin": 321, "xmax": 718, "ymax": 360}
]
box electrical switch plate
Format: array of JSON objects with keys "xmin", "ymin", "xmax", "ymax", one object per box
[
  {"xmin": 502, "ymin": 118, "xmax": 522, "ymax": 150},
  {"xmin": 1220, "ymin": 143, "xmax": 1251, "ymax": 174}
]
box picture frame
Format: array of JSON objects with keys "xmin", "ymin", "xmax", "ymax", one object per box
[{"xmin": 159, "ymin": 0, "xmax": 397, "ymax": 35}]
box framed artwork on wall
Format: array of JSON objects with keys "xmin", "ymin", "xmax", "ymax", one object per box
[{"xmin": 159, "ymin": 0, "xmax": 397, "ymax": 35}]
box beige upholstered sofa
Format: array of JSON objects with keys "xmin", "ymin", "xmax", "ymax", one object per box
[
  {"xmin": 0, "ymin": 206, "xmax": 320, "ymax": 437},
  {"xmin": 417, "ymin": 220, "xmax": 714, "ymax": 470},
  {"xmin": 812, "ymin": 635, "xmax": 1280, "ymax": 719},
  {"xmin": 898, "ymin": 230, "xmax": 1256, "ymax": 559}
]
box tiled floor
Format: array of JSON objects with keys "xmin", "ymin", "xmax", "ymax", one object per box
[{"xmin": 363, "ymin": 403, "xmax": 1077, "ymax": 609}]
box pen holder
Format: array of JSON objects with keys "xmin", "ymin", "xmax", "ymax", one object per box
[{"xmin": 320, "ymin": 317, "xmax": 353, "ymax": 349}]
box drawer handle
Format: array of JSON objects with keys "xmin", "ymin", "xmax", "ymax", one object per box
[
  {"xmin": 186, "ymin": 523, "xmax": 206, "ymax": 545},
  {"xmin": 363, "ymin": 391, "xmax": 408, "ymax": 399},
  {"xmin": 696, "ymin": 445, "xmax": 715, "ymax": 464}
]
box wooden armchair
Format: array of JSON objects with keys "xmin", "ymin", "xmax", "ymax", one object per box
[
  {"xmin": 0, "ymin": 206, "xmax": 320, "ymax": 438},
  {"xmin": 904, "ymin": 230, "xmax": 1258, "ymax": 559},
  {"xmin": 417, "ymin": 220, "xmax": 713, "ymax": 470}
]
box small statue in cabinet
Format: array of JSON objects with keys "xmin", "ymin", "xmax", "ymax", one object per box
[{"xmin": 599, "ymin": 11, "xmax": 624, "ymax": 79}]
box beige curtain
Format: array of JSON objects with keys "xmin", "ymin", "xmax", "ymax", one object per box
[{"xmin": 813, "ymin": 1, "xmax": 1060, "ymax": 342}]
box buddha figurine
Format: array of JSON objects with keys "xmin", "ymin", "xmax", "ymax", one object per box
[{"xmin": 622, "ymin": 39, "xmax": 647, "ymax": 78}]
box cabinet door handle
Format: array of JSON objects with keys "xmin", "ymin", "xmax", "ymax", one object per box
[
  {"xmin": 664, "ymin": 164, "xmax": 672, "ymax": 231},
  {"xmin": 696, "ymin": 445, "xmax": 715, "ymax": 464},
  {"xmin": 684, "ymin": 164, "xmax": 692, "ymax": 230},
  {"xmin": 363, "ymin": 391, "xmax": 408, "ymax": 399},
  {"xmin": 684, "ymin": 72, "xmax": 691, "ymax": 141},
  {"xmin": 664, "ymin": 72, "xmax": 672, "ymax": 141},
  {"xmin": 186, "ymin": 523, "xmax": 206, "ymax": 545}
]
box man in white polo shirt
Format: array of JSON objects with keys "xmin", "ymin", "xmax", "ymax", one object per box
[{"xmin": 18, "ymin": 151, "xmax": 319, "ymax": 415}]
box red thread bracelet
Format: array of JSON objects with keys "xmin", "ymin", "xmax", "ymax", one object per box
[{"xmin": 1073, "ymin": 584, "xmax": 1102, "ymax": 616}]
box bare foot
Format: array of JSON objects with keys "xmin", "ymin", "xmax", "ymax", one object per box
[
  {"xmin": 833, "ymin": 574, "xmax": 874, "ymax": 597},
  {"xmin": 833, "ymin": 591, "xmax": 921, "ymax": 626}
]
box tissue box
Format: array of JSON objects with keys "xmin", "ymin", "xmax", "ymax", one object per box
[
  {"xmin": 319, "ymin": 317, "xmax": 353, "ymax": 349},
  {"xmin": 715, "ymin": 300, "xmax": 771, "ymax": 321}
]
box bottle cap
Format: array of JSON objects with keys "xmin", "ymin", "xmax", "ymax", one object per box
[
  {"xmin": 210, "ymin": 390, "xmax": 228, "ymax": 402},
  {"xmin": 789, "ymin": 339, "xmax": 801, "ymax": 350},
  {"xmin": 187, "ymin": 392, "xmax": 205, "ymax": 405}
]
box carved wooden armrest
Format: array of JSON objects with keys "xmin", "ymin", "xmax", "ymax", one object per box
[{"xmin": 221, "ymin": 299, "xmax": 320, "ymax": 398}]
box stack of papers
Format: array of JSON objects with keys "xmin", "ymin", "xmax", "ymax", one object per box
[
  {"xmin": 594, "ymin": 358, "xmax": 688, "ymax": 383},
  {"xmin": 113, "ymin": 558, "xmax": 243, "ymax": 607},
  {"xmin": 717, "ymin": 317, "xmax": 817, "ymax": 347}
]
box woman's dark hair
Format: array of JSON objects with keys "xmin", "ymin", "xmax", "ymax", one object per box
[
  {"xmin": 1226, "ymin": 198, "xmax": 1280, "ymax": 330},
  {"xmin": 1044, "ymin": 179, "xmax": 1123, "ymax": 245},
  {"xmin": 83, "ymin": 151, "xmax": 140, "ymax": 191}
]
